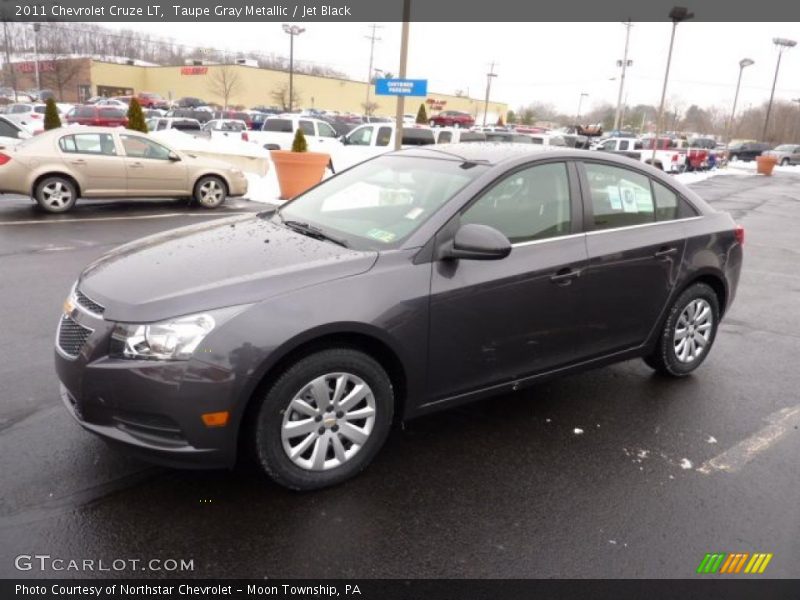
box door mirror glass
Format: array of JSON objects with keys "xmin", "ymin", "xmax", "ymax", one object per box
[
  {"xmin": 168, "ymin": 151, "xmax": 181, "ymax": 161},
  {"xmin": 444, "ymin": 223, "xmax": 511, "ymax": 261}
]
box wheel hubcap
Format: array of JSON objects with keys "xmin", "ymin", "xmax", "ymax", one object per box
[
  {"xmin": 673, "ymin": 298, "xmax": 713, "ymax": 363},
  {"xmin": 199, "ymin": 181, "xmax": 222, "ymax": 204},
  {"xmin": 42, "ymin": 182, "xmax": 72, "ymax": 208},
  {"xmin": 281, "ymin": 372, "xmax": 376, "ymax": 471}
]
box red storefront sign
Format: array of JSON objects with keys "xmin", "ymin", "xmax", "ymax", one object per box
[
  {"xmin": 13, "ymin": 61, "xmax": 56, "ymax": 73},
  {"xmin": 181, "ymin": 66, "xmax": 208, "ymax": 75}
]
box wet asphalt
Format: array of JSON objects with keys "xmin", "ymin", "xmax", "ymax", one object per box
[{"xmin": 0, "ymin": 175, "xmax": 798, "ymax": 579}]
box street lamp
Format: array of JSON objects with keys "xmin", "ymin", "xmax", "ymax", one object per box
[
  {"xmin": 482, "ymin": 62, "xmax": 498, "ymax": 127},
  {"xmin": 32, "ymin": 23, "xmax": 41, "ymax": 94},
  {"xmin": 724, "ymin": 58, "xmax": 754, "ymax": 155},
  {"xmin": 652, "ymin": 6, "xmax": 694, "ymax": 163},
  {"xmin": 282, "ymin": 24, "xmax": 305, "ymax": 113},
  {"xmin": 613, "ymin": 20, "xmax": 633, "ymax": 133},
  {"xmin": 762, "ymin": 37, "xmax": 796, "ymax": 141},
  {"xmin": 576, "ymin": 92, "xmax": 588, "ymax": 123},
  {"xmin": 792, "ymin": 98, "xmax": 800, "ymax": 141}
]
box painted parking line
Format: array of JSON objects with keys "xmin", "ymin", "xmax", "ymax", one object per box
[
  {"xmin": 0, "ymin": 212, "xmax": 253, "ymax": 226},
  {"xmin": 697, "ymin": 404, "xmax": 800, "ymax": 475}
]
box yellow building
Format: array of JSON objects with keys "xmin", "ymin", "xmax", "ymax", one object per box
[{"xmin": 84, "ymin": 61, "xmax": 506, "ymax": 119}]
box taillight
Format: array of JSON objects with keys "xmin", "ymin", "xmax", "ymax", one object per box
[
  {"xmin": 0, "ymin": 153, "xmax": 11, "ymax": 166},
  {"xmin": 30, "ymin": 113, "xmax": 42, "ymax": 119},
  {"xmin": 241, "ymin": 131, "xmax": 249, "ymax": 141},
  {"xmin": 735, "ymin": 224, "xmax": 745, "ymax": 245},
  {"xmin": 672, "ymin": 154, "xmax": 679, "ymax": 162}
]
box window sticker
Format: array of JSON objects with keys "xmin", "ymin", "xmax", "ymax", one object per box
[
  {"xmin": 366, "ymin": 228, "xmax": 397, "ymax": 243},
  {"xmin": 606, "ymin": 185, "xmax": 622, "ymax": 210},
  {"xmin": 620, "ymin": 186, "xmax": 638, "ymax": 213}
]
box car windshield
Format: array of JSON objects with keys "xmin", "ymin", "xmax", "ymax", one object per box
[{"xmin": 276, "ymin": 155, "xmax": 487, "ymax": 250}]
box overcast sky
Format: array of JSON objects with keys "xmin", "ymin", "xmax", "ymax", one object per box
[{"xmin": 108, "ymin": 21, "xmax": 800, "ymax": 114}]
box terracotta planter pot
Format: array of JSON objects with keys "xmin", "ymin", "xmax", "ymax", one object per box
[
  {"xmin": 270, "ymin": 150, "xmax": 330, "ymax": 200},
  {"xmin": 756, "ymin": 155, "xmax": 777, "ymax": 176}
]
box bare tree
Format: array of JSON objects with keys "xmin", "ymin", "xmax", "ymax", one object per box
[
  {"xmin": 270, "ymin": 83, "xmax": 301, "ymax": 112},
  {"xmin": 41, "ymin": 56, "xmax": 86, "ymax": 101},
  {"xmin": 208, "ymin": 65, "xmax": 242, "ymax": 111},
  {"xmin": 361, "ymin": 100, "xmax": 379, "ymax": 116}
]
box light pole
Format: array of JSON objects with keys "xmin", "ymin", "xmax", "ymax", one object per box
[
  {"xmin": 282, "ymin": 24, "xmax": 305, "ymax": 113},
  {"xmin": 393, "ymin": 0, "xmax": 411, "ymax": 150},
  {"xmin": 364, "ymin": 24, "xmax": 382, "ymax": 116},
  {"xmin": 724, "ymin": 58, "xmax": 754, "ymax": 155},
  {"xmin": 613, "ymin": 20, "xmax": 633, "ymax": 133},
  {"xmin": 762, "ymin": 37, "xmax": 796, "ymax": 142},
  {"xmin": 792, "ymin": 98, "xmax": 800, "ymax": 141},
  {"xmin": 32, "ymin": 23, "xmax": 41, "ymax": 94},
  {"xmin": 482, "ymin": 62, "xmax": 497, "ymax": 127},
  {"xmin": 2, "ymin": 20, "xmax": 18, "ymax": 102},
  {"xmin": 652, "ymin": 6, "xmax": 694, "ymax": 164},
  {"xmin": 576, "ymin": 92, "xmax": 588, "ymax": 123}
]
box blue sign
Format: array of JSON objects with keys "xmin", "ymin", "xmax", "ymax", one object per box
[{"xmin": 375, "ymin": 78, "xmax": 428, "ymax": 97}]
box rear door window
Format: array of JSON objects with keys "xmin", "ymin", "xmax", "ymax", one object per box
[
  {"xmin": 59, "ymin": 133, "xmax": 117, "ymax": 156},
  {"xmin": 583, "ymin": 162, "xmax": 655, "ymax": 229},
  {"xmin": 347, "ymin": 126, "xmax": 374, "ymax": 146},
  {"xmin": 401, "ymin": 128, "xmax": 435, "ymax": 146},
  {"xmin": 264, "ymin": 119, "xmax": 293, "ymax": 132},
  {"xmin": 317, "ymin": 122, "xmax": 337, "ymax": 138},
  {"xmin": 299, "ymin": 120, "xmax": 315, "ymax": 136},
  {"xmin": 0, "ymin": 119, "xmax": 20, "ymax": 138}
]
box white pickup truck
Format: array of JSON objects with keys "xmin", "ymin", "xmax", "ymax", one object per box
[
  {"xmin": 333, "ymin": 123, "xmax": 436, "ymax": 171},
  {"xmin": 594, "ymin": 137, "xmax": 684, "ymax": 173},
  {"xmin": 247, "ymin": 115, "xmax": 342, "ymax": 155}
]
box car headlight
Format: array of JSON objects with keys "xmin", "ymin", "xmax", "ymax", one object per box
[{"xmin": 110, "ymin": 313, "xmax": 216, "ymax": 361}]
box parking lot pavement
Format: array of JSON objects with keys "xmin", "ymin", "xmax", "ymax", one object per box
[{"xmin": 0, "ymin": 174, "xmax": 798, "ymax": 579}]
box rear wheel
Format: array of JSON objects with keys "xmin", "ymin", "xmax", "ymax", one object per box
[
  {"xmin": 252, "ymin": 348, "xmax": 394, "ymax": 490},
  {"xmin": 34, "ymin": 176, "xmax": 77, "ymax": 213},
  {"xmin": 193, "ymin": 176, "xmax": 226, "ymax": 209},
  {"xmin": 644, "ymin": 283, "xmax": 720, "ymax": 377},
  {"xmin": 780, "ymin": 158, "xmax": 790, "ymax": 166}
]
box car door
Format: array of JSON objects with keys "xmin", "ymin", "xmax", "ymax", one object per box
[
  {"xmin": 791, "ymin": 145, "xmax": 800, "ymax": 165},
  {"xmin": 576, "ymin": 160, "xmax": 689, "ymax": 357},
  {"xmin": 119, "ymin": 134, "xmax": 188, "ymax": 196},
  {"xmin": 427, "ymin": 160, "xmax": 589, "ymax": 400},
  {"xmin": 337, "ymin": 125, "xmax": 379, "ymax": 171},
  {"xmin": 56, "ymin": 132, "xmax": 127, "ymax": 196}
]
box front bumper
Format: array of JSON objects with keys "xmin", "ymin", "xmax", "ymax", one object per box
[{"xmin": 54, "ymin": 300, "xmax": 240, "ymax": 470}]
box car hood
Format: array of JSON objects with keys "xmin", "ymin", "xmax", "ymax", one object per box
[{"xmin": 78, "ymin": 214, "xmax": 378, "ymax": 322}]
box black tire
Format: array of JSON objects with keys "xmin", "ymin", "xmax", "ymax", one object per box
[
  {"xmin": 730, "ymin": 154, "xmax": 738, "ymax": 162},
  {"xmin": 193, "ymin": 175, "xmax": 226, "ymax": 209},
  {"xmin": 644, "ymin": 282, "xmax": 720, "ymax": 377},
  {"xmin": 34, "ymin": 176, "xmax": 77, "ymax": 213},
  {"xmin": 780, "ymin": 158, "xmax": 790, "ymax": 166},
  {"xmin": 252, "ymin": 348, "xmax": 394, "ymax": 490}
]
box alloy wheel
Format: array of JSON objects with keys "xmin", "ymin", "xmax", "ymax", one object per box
[
  {"xmin": 41, "ymin": 181, "xmax": 73, "ymax": 209},
  {"xmin": 281, "ymin": 372, "xmax": 376, "ymax": 471},
  {"xmin": 198, "ymin": 180, "xmax": 223, "ymax": 206},
  {"xmin": 673, "ymin": 298, "xmax": 713, "ymax": 363}
]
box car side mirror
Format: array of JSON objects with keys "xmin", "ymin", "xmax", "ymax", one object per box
[
  {"xmin": 168, "ymin": 151, "xmax": 181, "ymax": 161},
  {"xmin": 442, "ymin": 223, "xmax": 512, "ymax": 261},
  {"xmin": 341, "ymin": 135, "xmax": 349, "ymax": 145}
]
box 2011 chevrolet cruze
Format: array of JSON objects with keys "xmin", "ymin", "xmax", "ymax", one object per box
[{"xmin": 56, "ymin": 145, "xmax": 743, "ymax": 490}]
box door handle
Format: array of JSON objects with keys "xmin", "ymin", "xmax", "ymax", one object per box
[
  {"xmin": 550, "ymin": 267, "xmax": 581, "ymax": 286},
  {"xmin": 69, "ymin": 159, "xmax": 86, "ymax": 165},
  {"xmin": 129, "ymin": 162, "xmax": 143, "ymax": 168},
  {"xmin": 654, "ymin": 246, "xmax": 678, "ymax": 258}
]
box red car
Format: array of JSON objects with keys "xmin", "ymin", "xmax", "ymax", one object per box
[
  {"xmin": 136, "ymin": 92, "xmax": 168, "ymax": 109},
  {"xmin": 429, "ymin": 110, "xmax": 475, "ymax": 128},
  {"xmin": 66, "ymin": 105, "xmax": 129, "ymax": 127}
]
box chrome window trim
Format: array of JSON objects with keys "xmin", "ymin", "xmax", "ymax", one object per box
[
  {"xmin": 512, "ymin": 232, "xmax": 586, "ymax": 248},
  {"xmin": 585, "ymin": 216, "xmax": 703, "ymax": 236}
]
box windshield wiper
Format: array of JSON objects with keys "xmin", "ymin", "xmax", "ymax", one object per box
[{"xmin": 281, "ymin": 219, "xmax": 349, "ymax": 248}]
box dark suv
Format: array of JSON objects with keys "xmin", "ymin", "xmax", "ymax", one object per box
[
  {"xmin": 56, "ymin": 145, "xmax": 742, "ymax": 490},
  {"xmin": 727, "ymin": 142, "xmax": 771, "ymax": 162}
]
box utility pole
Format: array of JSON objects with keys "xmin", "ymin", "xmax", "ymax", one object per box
[
  {"xmin": 282, "ymin": 24, "xmax": 305, "ymax": 113},
  {"xmin": 32, "ymin": 23, "xmax": 41, "ymax": 94},
  {"xmin": 613, "ymin": 20, "xmax": 633, "ymax": 133},
  {"xmin": 763, "ymin": 37, "xmax": 796, "ymax": 142},
  {"xmin": 394, "ymin": 0, "xmax": 411, "ymax": 150},
  {"xmin": 482, "ymin": 61, "xmax": 497, "ymax": 127},
  {"xmin": 364, "ymin": 24, "xmax": 382, "ymax": 116},
  {"xmin": 2, "ymin": 20, "xmax": 18, "ymax": 102}
]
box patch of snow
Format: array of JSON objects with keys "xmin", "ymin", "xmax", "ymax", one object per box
[
  {"xmin": 728, "ymin": 159, "xmax": 800, "ymax": 174},
  {"xmin": 609, "ymin": 540, "xmax": 617, "ymax": 545},
  {"xmin": 672, "ymin": 168, "xmax": 739, "ymax": 185},
  {"xmin": 151, "ymin": 129, "xmax": 269, "ymax": 159},
  {"xmin": 680, "ymin": 458, "xmax": 693, "ymax": 470},
  {"xmin": 573, "ymin": 428, "xmax": 584, "ymax": 435},
  {"xmin": 707, "ymin": 436, "xmax": 718, "ymax": 444},
  {"xmin": 245, "ymin": 170, "xmax": 282, "ymax": 205}
]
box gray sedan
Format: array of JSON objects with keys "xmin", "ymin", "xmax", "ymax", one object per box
[
  {"xmin": 55, "ymin": 144, "xmax": 743, "ymax": 490},
  {"xmin": 763, "ymin": 144, "xmax": 800, "ymax": 166}
]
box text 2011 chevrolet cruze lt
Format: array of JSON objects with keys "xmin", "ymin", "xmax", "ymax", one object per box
[{"xmin": 56, "ymin": 145, "xmax": 742, "ymax": 490}]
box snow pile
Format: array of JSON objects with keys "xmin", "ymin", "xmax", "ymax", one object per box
[
  {"xmin": 150, "ymin": 129, "xmax": 269, "ymax": 159},
  {"xmin": 245, "ymin": 168, "xmax": 281, "ymax": 205},
  {"xmin": 727, "ymin": 159, "xmax": 800, "ymax": 174},
  {"xmin": 671, "ymin": 168, "xmax": 742, "ymax": 185}
]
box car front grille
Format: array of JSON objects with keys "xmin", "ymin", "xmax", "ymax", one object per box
[
  {"xmin": 75, "ymin": 289, "xmax": 105, "ymax": 315},
  {"xmin": 57, "ymin": 316, "xmax": 92, "ymax": 358}
]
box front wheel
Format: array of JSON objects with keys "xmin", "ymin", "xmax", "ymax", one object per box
[
  {"xmin": 252, "ymin": 348, "xmax": 394, "ymax": 490},
  {"xmin": 780, "ymin": 158, "xmax": 790, "ymax": 166},
  {"xmin": 193, "ymin": 176, "xmax": 226, "ymax": 209},
  {"xmin": 644, "ymin": 283, "xmax": 720, "ymax": 377}
]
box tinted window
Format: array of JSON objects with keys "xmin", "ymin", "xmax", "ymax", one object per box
[
  {"xmin": 401, "ymin": 128, "xmax": 435, "ymax": 145},
  {"xmin": 437, "ymin": 131, "xmax": 452, "ymax": 144},
  {"xmin": 99, "ymin": 108, "xmax": 125, "ymax": 118},
  {"xmin": 59, "ymin": 133, "xmax": 117, "ymax": 156},
  {"xmin": 172, "ymin": 120, "xmax": 201, "ymax": 131},
  {"xmin": 76, "ymin": 106, "xmax": 95, "ymax": 118},
  {"xmin": 619, "ymin": 140, "xmax": 629, "ymax": 151},
  {"xmin": 653, "ymin": 181, "xmax": 678, "ymax": 221},
  {"xmin": 376, "ymin": 127, "xmax": 392, "ymax": 147},
  {"xmin": 459, "ymin": 132, "xmax": 486, "ymax": 142},
  {"xmin": 121, "ymin": 135, "xmax": 171, "ymax": 160},
  {"xmin": 584, "ymin": 163, "xmax": 655, "ymax": 229},
  {"xmin": 299, "ymin": 120, "xmax": 315, "ymax": 135},
  {"xmin": 462, "ymin": 162, "xmax": 571, "ymax": 244},
  {"xmin": 0, "ymin": 119, "xmax": 19, "ymax": 138},
  {"xmin": 33, "ymin": 106, "xmax": 46, "ymax": 114},
  {"xmin": 264, "ymin": 119, "xmax": 292, "ymax": 132}
]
